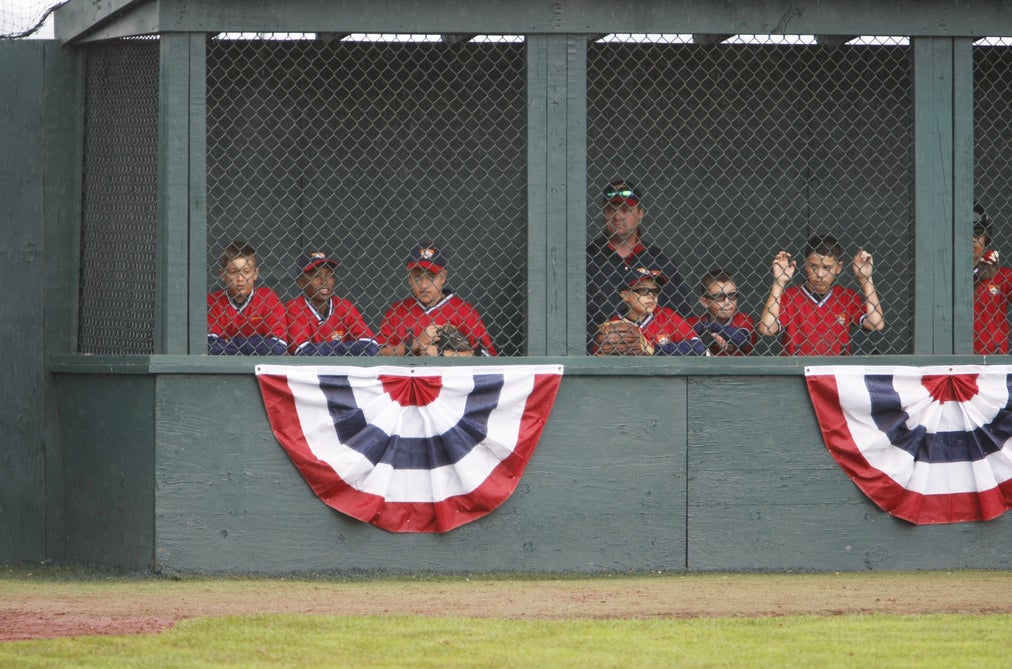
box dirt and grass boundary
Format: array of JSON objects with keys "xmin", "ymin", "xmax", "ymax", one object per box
[{"xmin": 2, "ymin": 565, "xmax": 1010, "ymax": 641}]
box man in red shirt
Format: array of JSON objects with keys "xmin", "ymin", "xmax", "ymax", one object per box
[
  {"xmin": 758, "ymin": 235, "xmax": 884, "ymax": 355},
  {"xmin": 973, "ymin": 204, "xmax": 1012, "ymax": 354},
  {"xmin": 207, "ymin": 241, "xmax": 287, "ymax": 355},
  {"xmin": 378, "ymin": 244, "xmax": 496, "ymax": 357},
  {"xmin": 285, "ymin": 251, "xmax": 378, "ymax": 356}
]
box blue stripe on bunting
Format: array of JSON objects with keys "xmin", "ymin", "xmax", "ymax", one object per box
[
  {"xmin": 865, "ymin": 374, "xmax": 1012, "ymax": 463},
  {"xmin": 317, "ymin": 373, "xmax": 505, "ymax": 468}
]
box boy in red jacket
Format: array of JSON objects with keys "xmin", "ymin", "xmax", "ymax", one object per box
[
  {"xmin": 285, "ymin": 251, "xmax": 378, "ymax": 356},
  {"xmin": 207, "ymin": 241, "xmax": 287, "ymax": 355},
  {"xmin": 378, "ymin": 244, "xmax": 496, "ymax": 357}
]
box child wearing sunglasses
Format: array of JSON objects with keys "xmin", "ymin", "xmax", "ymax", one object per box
[
  {"xmin": 596, "ymin": 267, "xmax": 707, "ymax": 356},
  {"xmin": 686, "ymin": 269, "xmax": 755, "ymax": 356}
]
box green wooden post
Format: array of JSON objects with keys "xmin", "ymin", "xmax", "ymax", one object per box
[
  {"xmin": 951, "ymin": 38, "xmax": 975, "ymax": 355},
  {"xmin": 156, "ymin": 33, "xmax": 192, "ymax": 354},
  {"xmin": 188, "ymin": 34, "xmax": 208, "ymax": 355},
  {"xmin": 564, "ymin": 36, "xmax": 588, "ymax": 356},
  {"xmin": 526, "ymin": 35, "xmax": 549, "ymax": 356},
  {"xmin": 527, "ymin": 35, "xmax": 587, "ymax": 356},
  {"xmin": 913, "ymin": 37, "xmax": 960, "ymax": 355}
]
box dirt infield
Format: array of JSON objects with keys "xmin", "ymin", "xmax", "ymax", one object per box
[{"xmin": 1, "ymin": 567, "xmax": 1010, "ymax": 641}]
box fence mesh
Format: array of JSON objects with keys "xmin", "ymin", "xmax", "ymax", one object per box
[
  {"xmin": 975, "ymin": 44, "xmax": 1012, "ymax": 263},
  {"xmin": 206, "ymin": 35, "xmax": 527, "ymax": 356},
  {"xmin": 0, "ymin": 0, "xmax": 63, "ymax": 39},
  {"xmin": 68, "ymin": 33, "xmax": 1012, "ymax": 356},
  {"xmin": 78, "ymin": 40, "xmax": 160, "ymax": 354},
  {"xmin": 587, "ymin": 36, "xmax": 912, "ymax": 356}
]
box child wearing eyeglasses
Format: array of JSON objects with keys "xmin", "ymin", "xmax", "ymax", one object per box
[
  {"xmin": 757, "ymin": 234, "xmax": 885, "ymax": 355},
  {"xmin": 686, "ymin": 269, "xmax": 755, "ymax": 356},
  {"xmin": 596, "ymin": 267, "xmax": 707, "ymax": 355}
]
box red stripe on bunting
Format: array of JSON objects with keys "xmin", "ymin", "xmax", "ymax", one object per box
[
  {"xmin": 258, "ymin": 371, "xmax": 562, "ymax": 533},
  {"xmin": 806, "ymin": 373, "xmax": 1012, "ymax": 524}
]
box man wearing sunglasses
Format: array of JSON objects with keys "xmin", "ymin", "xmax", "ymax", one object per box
[{"xmin": 586, "ymin": 178, "xmax": 692, "ymax": 353}]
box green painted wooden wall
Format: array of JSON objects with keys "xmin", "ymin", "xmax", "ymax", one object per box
[
  {"xmin": 3, "ymin": 1, "xmax": 1012, "ymax": 572},
  {"xmin": 0, "ymin": 42, "xmax": 48, "ymax": 563},
  {"xmin": 44, "ymin": 367, "xmax": 1001, "ymax": 574}
]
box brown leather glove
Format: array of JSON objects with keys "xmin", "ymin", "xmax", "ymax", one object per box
[{"xmin": 594, "ymin": 319, "xmax": 652, "ymax": 356}]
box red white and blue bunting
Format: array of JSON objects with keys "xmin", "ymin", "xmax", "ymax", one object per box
[
  {"xmin": 806, "ymin": 365, "xmax": 1012, "ymax": 524},
  {"xmin": 256, "ymin": 364, "xmax": 564, "ymax": 533}
]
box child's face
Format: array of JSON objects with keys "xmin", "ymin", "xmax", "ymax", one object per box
[
  {"xmin": 408, "ymin": 267, "xmax": 447, "ymax": 306},
  {"xmin": 802, "ymin": 252, "xmax": 843, "ymax": 296},
  {"xmin": 700, "ymin": 280, "xmax": 739, "ymax": 323},
  {"xmin": 973, "ymin": 234, "xmax": 988, "ymax": 264},
  {"xmin": 221, "ymin": 256, "xmax": 259, "ymax": 304},
  {"xmin": 298, "ymin": 265, "xmax": 336, "ymax": 309},
  {"xmin": 621, "ymin": 279, "xmax": 660, "ymax": 318}
]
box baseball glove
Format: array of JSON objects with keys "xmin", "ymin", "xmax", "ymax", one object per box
[
  {"xmin": 594, "ymin": 319, "xmax": 653, "ymax": 356},
  {"xmin": 433, "ymin": 324, "xmax": 474, "ymax": 356}
]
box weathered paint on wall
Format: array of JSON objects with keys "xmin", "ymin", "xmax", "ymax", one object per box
[
  {"xmin": 0, "ymin": 42, "xmax": 47, "ymax": 562},
  {"xmin": 57, "ymin": 375, "xmax": 155, "ymax": 569},
  {"xmin": 153, "ymin": 374, "xmax": 689, "ymax": 573},
  {"xmin": 47, "ymin": 371, "xmax": 998, "ymax": 574}
]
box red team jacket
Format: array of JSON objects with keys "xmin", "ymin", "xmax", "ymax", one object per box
[
  {"xmin": 378, "ymin": 293, "xmax": 496, "ymax": 356},
  {"xmin": 634, "ymin": 307, "xmax": 699, "ymax": 347},
  {"xmin": 685, "ymin": 312, "xmax": 756, "ymax": 356},
  {"xmin": 207, "ymin": 286, "xmax": 287, "ymax": 343},
  {"xmin": 777, "ymin": 285, "xmax": 865, "ymax": 356},
  {"xmin": 285, "ymin": 295, "xmax": 376, "ymax": 354},
  {"xmin": 596, "ymin": 307, "xmax": 704, "ymax": 355},
  {"xmin": 974, "ymin": 266, "xmax": 1012, "ymax": 354}
]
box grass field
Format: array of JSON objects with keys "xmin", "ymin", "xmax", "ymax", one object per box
[{"xmin": 1, "ymin": 566, "xmax": 1010, "ymax": 667}]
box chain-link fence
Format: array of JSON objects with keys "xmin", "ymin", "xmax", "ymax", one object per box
[
  {"xmin": 206, "ymin": 34, "xmax": 527, "ymax": 357},
  {"xmin": 78, "ymin": 40, "xmax": 160, "ymax": 354},
  {"xmin": 70, "ymin": 33, "xmax": 1012, "ymax": 356},
  {"xmin": 0, "ymin": 0, "xmax": 63, "ymax": 39},
  {"xmin": 587, "ymin": 35, "xmax": 912, "ymax": 356}
]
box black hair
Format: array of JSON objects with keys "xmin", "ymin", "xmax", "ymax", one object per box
[
  {"xmin": 699, "ymin": 268, "xmax": 735, "ymax": 295},
  {"xmin": 805, "ymin": 235, "xmax": 844, "ymax": 261}
]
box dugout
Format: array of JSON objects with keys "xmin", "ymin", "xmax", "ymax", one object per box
[{"xmin": 1, "ymin": 0, "xmax": 1010, "ymax": 573}]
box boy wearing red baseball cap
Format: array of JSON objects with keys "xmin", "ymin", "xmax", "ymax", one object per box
[{"xmin": 378, "ymin": 244, "xmax": 496, "ymax": 356}]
